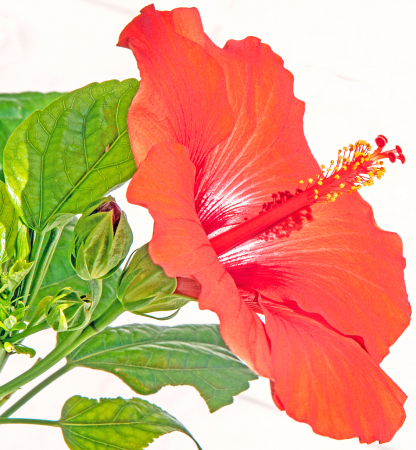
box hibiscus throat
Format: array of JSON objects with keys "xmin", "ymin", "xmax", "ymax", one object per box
[{"xmin": 210, "ymin": 135, "xmax": 405, "ymax": 256}]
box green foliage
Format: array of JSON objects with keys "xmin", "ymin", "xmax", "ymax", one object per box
[
  {"xmin": 0, "ymin": 259, "xmax": 33, "ymax": 296},
  {"xmin": 60, "ymin": 396, "xmax": 202, "ymax": 450},
  {"xmin": 0, "ymin": 259, "xmax": 32, "ymax": 341},
  {"xmin": 67, "ymin": 324, "xmax": 258, "ymax": 413},
  {"xmin": 0, "ymin": 180, "xmax": 19, "ymax": 263},
  {"xmin": 0, "ymin": 92, "xmax": 63, "ymax": 182},
  {"xmin": 117, "ymin": 244, "xmax": 192, "ymax": 315},
  {"xmin": 28, "ymin": 219, "xmax": 120, "ymax": 322},
  {"xmin": 3, "ymin": 342, "xmax": 36, "ymax": 358},
  {"xmin": 3, "ymin": 79, "xmax": 139, "ymax": 231}
]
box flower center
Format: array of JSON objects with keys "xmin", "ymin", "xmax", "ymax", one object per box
[{"xmin": 209, "ymin": 135, "xmax": 405, "ymax": 256}]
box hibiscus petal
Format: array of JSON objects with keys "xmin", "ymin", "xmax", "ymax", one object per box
[
  {"xmin": 117, "ymin": 4, "xmax": 234, "ymax": 166},
  {"xmin": 222, "ymin": 193, "xmax": 410, "ymax": 363},
  {"xmin": 192, "ymin": 38, "xmax": 320, "ymax": 236},
  {"xmin": 118, "ymin": 5, "xmax": 319, "ymax": 236},
  {"xmin": 127, "ymin": 141, "xmax": 272, "ymax": 378},
  {"xmin": 262, "ymin": 301, "xmax": 407, "ymax": 443}
]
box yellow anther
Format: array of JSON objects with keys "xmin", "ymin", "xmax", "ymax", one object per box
[
  {"xmin": 314, "ymin": 195, "xmax": 318, "ymax": 200},
  {"xmin": 347, "ymin": 190, "xmax": 352, "ymax": 195},
  {"xmin": 317, "ymin": 180, "xmax": 323, "ymax": 185},
  {"xmin": 356, "ymin": 177, "xmax": 361, "ymax": 182},
  {"xmin": 342, "ymin": 165, "xmax": 347, "ymax": 170},
  {"xmin": 299, "ymin": 180, "xmax": 304, "ymax": 184},
  {"xmin": 333, "ymin": 193, "xmax": 338, "ymax": 198},
  {"xmin": 357, "ymin": 185, "xmax": 361, "ymax": 190},
  {"xmin": 369, "ymin": 171, "xmax": 374, "ymax": 177},
  {"xmin": 308, "ymin": 178, "xmax": 313, "ymax": 184},
  {"xmin": 338, "ymin": 150, "xmax": 342, "ymax": 154},
  {"xmin": 335, "ymin": 174, "xmax": 340, "ymax": 179},
  {"xmin": 335, "ymin": 167, "xmax": 339, "ymax": 172},
  {"xmin": 339, "ymin": 183, "xmax": 345, "ymax": 188},
  {"xmin": 321, "ymin": 165, "xmax": 325, "ymax": 169},
  {"xmin": 326, "ymin": 193, "xmax": 331, "ymax": 199},
  {"xmin": 314, "ymin": 189, "xmax": 319, "ymax": 194},
  {"xmin": 363, "ymin": 182, "xmax": 368, "ymax": 186},
  {"xmin": 331, "ymin": 197, "xmax": 336, "ymax": 202},
  {"xmin": 351, "ymin": 186, "xmax": 356, "ymax": 191},
  {"xmin": 331, "ymin": 160, "xmax": 334, "ymax": 165},
  {"xmin": 339, "ymin": 192, "xmax": 343, "ymax": 196}
]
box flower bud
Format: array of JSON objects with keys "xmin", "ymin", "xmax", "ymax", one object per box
[
  {"xmin": 31, "ymin": 287, "xmax": 92, "ymax": 332},
  {"xmin": 117, "ymin": 244, "xmax": 192, "ymax": 315},
  {"xmin": 69, "ymin": 197, "xmax": 133, "ymax": 280}
]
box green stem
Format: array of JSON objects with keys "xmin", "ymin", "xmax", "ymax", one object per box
[
  {"xmin": 0, "ymin": 417, "xmax": 59, "ymax": 427},
  {"xmin": 25, "ymin": 227, "xmax": 63, "ymax": 313},
  {"xmin": 7, "ymin": 322, "xmax": 49, "ymax": 344},
  {"xmin": 0, "ymin": 348, "xmax": 9, "ymax": 374},
  {"xmin": 0, "ymin": 365, "xmax": 72, "ymax": 418},
  {"xmin": 21, "ymin": 230, "xmax": 46, "ymax": 306},
  {"xmin": 0, "ymin": 299, "xmax": 125, "ymax": 399}
]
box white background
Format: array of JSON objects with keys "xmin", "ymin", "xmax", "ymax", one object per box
[{"xmin": 0, "ymin": 0, "xmax": 415, "ymax": 449}]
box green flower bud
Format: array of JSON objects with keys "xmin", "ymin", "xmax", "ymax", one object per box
[
  {"xmin": 117, "ymin": 244, "xmax": 192, "ymax": 315},
  {"xmin": 69, "ymin": 197, "xmax": 133, "ymax": 280},
  {"xmin": 31, "ymin": 287, "xmax": 92, "ymax": 332}
]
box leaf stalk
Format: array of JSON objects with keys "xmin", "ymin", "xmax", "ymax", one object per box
[
  {"xmin": 25, "ymin": 227, "xmax": 63, "ymax": 314},
  {"xmin": 21, "ymin": 230, "xmax": 46, "ymax": 306},
  {"xmin": 0, "ymin": 417, "xmax": 59, "ymax": 427}
]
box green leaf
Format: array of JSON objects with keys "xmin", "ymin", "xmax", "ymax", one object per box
[
  {"xmin": 0, "ymin": 259, "xmax": 33, "ymax": 294},
  {"xmin": 0, "ymin": 180, "xmax": 19, "ymax": 263},
  {"xmin": 67, "ymin": 324, "xmax": 258, "ymax": 413},
  {"xmin": 27, "ymin": 219, "xmax": 119, "ymax": 321},
  {"xmin": 60, "ymin": 396, "xmax": 201, "ymax": 450},
  {"xmin": 3, "ymin": 341, "xmax": 36, "ymax": 358},
  {"xmin": 0, "ymin": 92, "xmax": 63, "ymax": 182},
  {"xmin": 3, "ymin": 79, "xmax": 139, "ymax": 231}
]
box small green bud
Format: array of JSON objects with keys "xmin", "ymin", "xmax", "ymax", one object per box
[
  {"xmin": 69, "ymin": 197, "xmax": 133, "ymax": 280},
  {"xmin": 34, "ymin": 287, "xmax": 93, "ymax": 332},
  {"xmin": 117, "ymin": 244, "xmax": 191, "ymax": 315}
]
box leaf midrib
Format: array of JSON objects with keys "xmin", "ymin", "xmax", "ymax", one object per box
[{"xmin": 69, "ymin": 339, "xmax": 234, "ymax": 364}]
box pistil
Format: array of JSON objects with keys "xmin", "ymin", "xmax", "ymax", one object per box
[{"xmin": 209, "ymin": 136, "xmax": 404, "ymax": 256}]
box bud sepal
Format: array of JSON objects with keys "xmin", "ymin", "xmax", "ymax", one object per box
[{"xmin": 117, "ymin": 244, "xmax": 193, "ymax": 315}]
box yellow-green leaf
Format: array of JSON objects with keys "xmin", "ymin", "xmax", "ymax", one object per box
[{"xmin": 60, "ymin": 396, "xmax": 202, "ymax": 450}]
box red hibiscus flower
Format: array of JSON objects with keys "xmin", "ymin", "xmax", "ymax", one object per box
[{"xmin": 118, "ymin": 4, "xmax": 410, "ymax": 443}]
